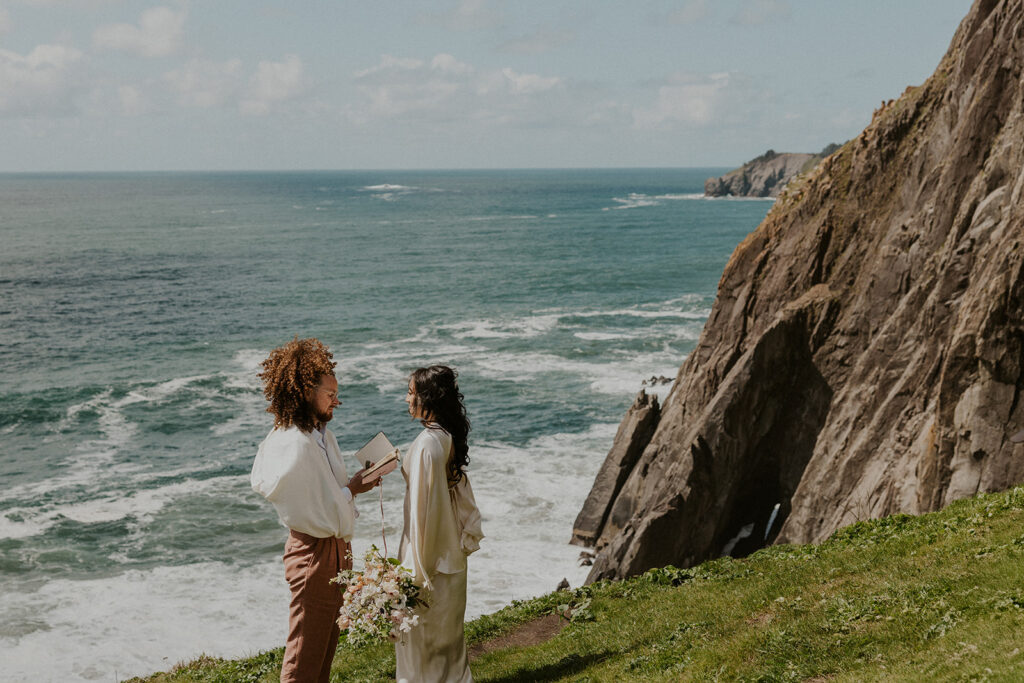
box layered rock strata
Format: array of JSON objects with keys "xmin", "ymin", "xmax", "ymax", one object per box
[{"xmin": 578, "ymin": 0, "xmax": 1024, "ymax": 581}]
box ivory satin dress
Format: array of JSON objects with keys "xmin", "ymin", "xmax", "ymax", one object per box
[{"xmin": 396, "ymin": 425, "xmax": 484, "ymax": 683}]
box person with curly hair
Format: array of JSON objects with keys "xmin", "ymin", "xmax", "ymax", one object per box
[
  {"xmin": 250, "ymin": 337, "xmax": 376, "ymax": 683},
  {"xmin": 396, "ymin": 365, "xmax": 483, "ymax": 683}
]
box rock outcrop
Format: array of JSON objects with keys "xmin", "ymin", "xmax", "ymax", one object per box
[
  {"xmin": 571, "ymin": 390, "xmax": 660, "ymax": 547},
  {"xmin": 704, "ymin": 148, "xmax": 835, "ymax": 198},
  {"xmin": 578, "ymin": 0, "xmax": 1024, "ymax": 582}
]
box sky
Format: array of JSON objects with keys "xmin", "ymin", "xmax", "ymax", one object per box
[{"xmin": 0, "ymin": 0, "xmax": 976, "ymax": 172}]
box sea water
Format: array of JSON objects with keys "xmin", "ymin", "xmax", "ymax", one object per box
[{"xmin": 0, "ymin": 169, "xmax": 771, "ymax": 681}]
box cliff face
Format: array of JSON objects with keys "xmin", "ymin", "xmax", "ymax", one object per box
[
  {"xmin": 704, "ymin": 151, "xmax": 817, "ymax": 198},
  {"xmin": 578, "ymin": 0, "xmax": 1024, "ymax": 581}
]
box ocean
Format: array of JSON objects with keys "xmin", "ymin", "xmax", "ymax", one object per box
[{"xmin": 0, "ymin": 169, "xmax": 771, "ymax": 681}]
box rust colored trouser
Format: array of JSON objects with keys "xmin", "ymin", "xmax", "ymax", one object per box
[{"xmin": 281, "ymin": 530, "xmax": 351, "ymax": 683}]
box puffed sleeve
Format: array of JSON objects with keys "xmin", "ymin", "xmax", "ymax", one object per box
[
  {"xmin": 402, "ymin": 433, "xmax": 455, "ymax": 589},
  {"xmin": 450, "ymin": 475, "xmax": 484, "ymax": 555},
  {"xmin": 251, "ymin": 429, "xmax": 357, "ymax": 540}
]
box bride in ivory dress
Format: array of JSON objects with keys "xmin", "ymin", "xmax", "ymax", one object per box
[{"xmin": 396, "ymin": 365, "xmax": 484, "ymax": 683}]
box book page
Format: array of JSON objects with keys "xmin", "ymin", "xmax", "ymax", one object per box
[{"xmin": 356, "ymin": 432, "xmax": 398, "ymax": 481}]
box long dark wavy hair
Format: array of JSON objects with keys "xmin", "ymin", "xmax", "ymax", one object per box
[{"xmin": 410, "ymin": 365, "xmax": 470, "ymax": 484}]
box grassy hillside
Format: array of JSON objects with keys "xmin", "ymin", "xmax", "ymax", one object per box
[{"xmin": 132, "ymin": 486, "xmax": 1024, "ymax": 682}]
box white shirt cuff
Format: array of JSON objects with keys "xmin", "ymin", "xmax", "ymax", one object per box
[{"xmin": 343, "ymin": 486, "xmax": 359, "ymax": 518}]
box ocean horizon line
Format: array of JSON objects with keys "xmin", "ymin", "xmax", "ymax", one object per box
[{"xmin": 0, "ymin": 165, "xmax": 735, "ymax": 177}]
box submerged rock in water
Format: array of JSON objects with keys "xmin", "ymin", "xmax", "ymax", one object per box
[{"xmin": 580, "ymin": 0, "xmax": 1024, "ymax": 581}]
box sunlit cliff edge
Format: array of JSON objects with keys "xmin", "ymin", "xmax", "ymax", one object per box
[{"xmin": 576, "ymin": 0, "xmax": 1024, "ymax": 581}]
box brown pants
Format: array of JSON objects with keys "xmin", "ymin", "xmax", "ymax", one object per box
[{"xmin": 281, "ymin": 530, "xmax": 352, "ymax": 683}]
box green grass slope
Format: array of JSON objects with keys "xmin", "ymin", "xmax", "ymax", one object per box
[{"xmin": 132, "ymin": 486, "xmax": 1024, "ymax": 682}]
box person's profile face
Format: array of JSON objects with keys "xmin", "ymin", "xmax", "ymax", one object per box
[
  {"xmin": 312, "ymin": 375, "xmax": 340, "ymax": 424},
  {"xmin": 405, "ymin": 380, "xmax": 421, "ymax": 419}
]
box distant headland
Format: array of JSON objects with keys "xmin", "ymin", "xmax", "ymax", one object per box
[{"xmin": 704, "ymin": 144, "xmax": 841, "ymax": 198}]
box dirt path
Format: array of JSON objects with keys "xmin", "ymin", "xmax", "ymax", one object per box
[{"xmin": 469, "ymin": 614, "xmax": 565, "ymax": 659}]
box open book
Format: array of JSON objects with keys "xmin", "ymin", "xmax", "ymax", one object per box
[{"xmin": 356, "ymin": 431, "xmax": 399, "ymax": 482}]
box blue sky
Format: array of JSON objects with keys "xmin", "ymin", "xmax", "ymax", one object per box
[{"xmin": 0, "ymin": 0, "xmax": 975, "ymax": 171}]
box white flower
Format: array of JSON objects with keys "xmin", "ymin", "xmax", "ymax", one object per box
[{"xmin": 331, "ymin": 546, "xmax": 424, "ymax": 646}]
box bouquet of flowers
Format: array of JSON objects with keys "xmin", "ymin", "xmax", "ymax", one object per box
[{"xmin": 331, "ymin": 545, "xmax": 425, "ymax": 647}]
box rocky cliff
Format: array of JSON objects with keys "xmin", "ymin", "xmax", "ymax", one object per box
[
  {"xmin": 576, "ymin": 0, "xmax": 1024, "ymax": 581},
  {"xmin": 704, "ymin": 150, "xmax": 819, "ymax": 198}
]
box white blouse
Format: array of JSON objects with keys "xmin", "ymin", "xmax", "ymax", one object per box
[
  {"xmin": 399, "ymin": 427, "xmax": 484, "ymax": 589},
  {"xmin": 250, "ymin": 425, "xmax": 357, "ymax": 540}
]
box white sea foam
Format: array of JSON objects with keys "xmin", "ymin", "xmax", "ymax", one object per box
[
  {"xmin": 442, "ymin": 313, "xmax": 562, "ymax": 340},
  {"xmin": 335, "ymin": 341, "xmax": 485, "ymax": 394},
  {"xmin": 470, "ymin": 350, "xmax": 681, "ymax": 397},
  {"xmin": 605, "ymin": 193, "xmax": 661, "ymax": 210},
  {"xmin": 41, "ymin": 390, "xmax": 140, "ymax": 492},
  {"xmin": 573, "ymin": 331, "xmax": 634, "ymax": 341},
  {"xmin": 655, "ymin": 193, "xmax": 705, "ymax": 200},
  {"xmin": 2, "ymin": 420, "xmax": 618, "ymax": 682},
  {"xmin": 359, "ymin": 184, "xmax": 444, "ymax": 201},
  {"xmin": 131, "ymin": 374, "xmax": 218, "ymax": 403},
  {"xmin": 232, "ymin": 348, "xmax": 266, "ymax": 373},
  {"xmin": 0, "ymin": 475, "xmax": 244, "ymax": 541},
  {"xmin": 572, "ymin": 307, "xmax": 709, "ymax": 320},
  {"xmin": 362, "ymin": 184, "xmax": 415, "ymax": 191},
  {"xmin": 329, "ymin": 301, "xmax": 699, "ymax": 399},
  {"xmin": 573, "ymin": 321, "xmax": 703, "ymax": 343},
  {"xmin": 211, "ymin": 410, "xmax": 265, "ymax": 437},
  {"xmin": 1, "ymin": 561, "xmax": 289, "ymax": 683},
  {"xmin": 32, "ymin": 372, "xmax": 247, "ymax": 501},
  {"xmin": 209, "ymin": 349, "xmax": 267, "ymax": 435},
  {"xmin": 602, "ymin": 192, "xmax": 718, "ymax": 210},
  {"xmin": 433, "ymin": 301, "xmax": 707, "ymax": 343}
]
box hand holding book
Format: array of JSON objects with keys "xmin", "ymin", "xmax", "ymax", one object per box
[{"xmin": 356, "ymin": 432, "xmax": 400, "ymax": 482}]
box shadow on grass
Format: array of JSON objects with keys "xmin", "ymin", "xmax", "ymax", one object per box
[{"xmin": 481, "ymin": 651, "xmax": 613, "ymax": 683}]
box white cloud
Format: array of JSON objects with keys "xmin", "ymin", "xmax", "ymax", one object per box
[
  {"xmin": 431, "ymin": 53, "xmax": 472, "ymax": 75},
  {"xmin": 350, "ymin": 53, "xmax": 571, "ymax": 126},
  {"xmin": 355, "ymin": 54, "xmax": 425, "ymax": 79},
  {"xmin": 93, "ymin": 6, "xmax": 186, "ymax": 57},
  {"xmin": 165, "ymin": 58, "xmax": 243, "ymax": 108},
  {"xmin": 163, "ymin": 55, "xmax": 308, "ymax": 114},
  {"xmin": 0, "ymin": 43, "xmax": 83, "ymax": 116},
  {"xmin": 632, "ymin": 72, "xmax": 741, "ymax": 129},
  {"xmin": 498, "ymin": 68, "xmax": 561, "ymax": 94},
  {"xmin": 240, "ymin": 54, "xmax": 307, "ymax": 115},
  {"xmin": 0, "ymin": 7, "xmax": 11, "ymax": 35},
  {"xmin": 732, "ymin": 0, "xmax": 791, "ymax": 26},
  {"xmin": 668, "ymin": 0, "xmax": 711, "ymax": 25}
]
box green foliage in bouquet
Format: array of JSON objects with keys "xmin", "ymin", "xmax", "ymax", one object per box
[{"xmin": 331, "ymin": 545, "xmax": 426, "ymax": 648}]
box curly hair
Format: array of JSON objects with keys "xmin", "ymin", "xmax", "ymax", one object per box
[
  {"xmin": 259, "ymin": 337, "xmax": 337, "ymax": 432},
  {"xmin": 410, "ymin": 365, "xmax": 471, "ymax": 485}
]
